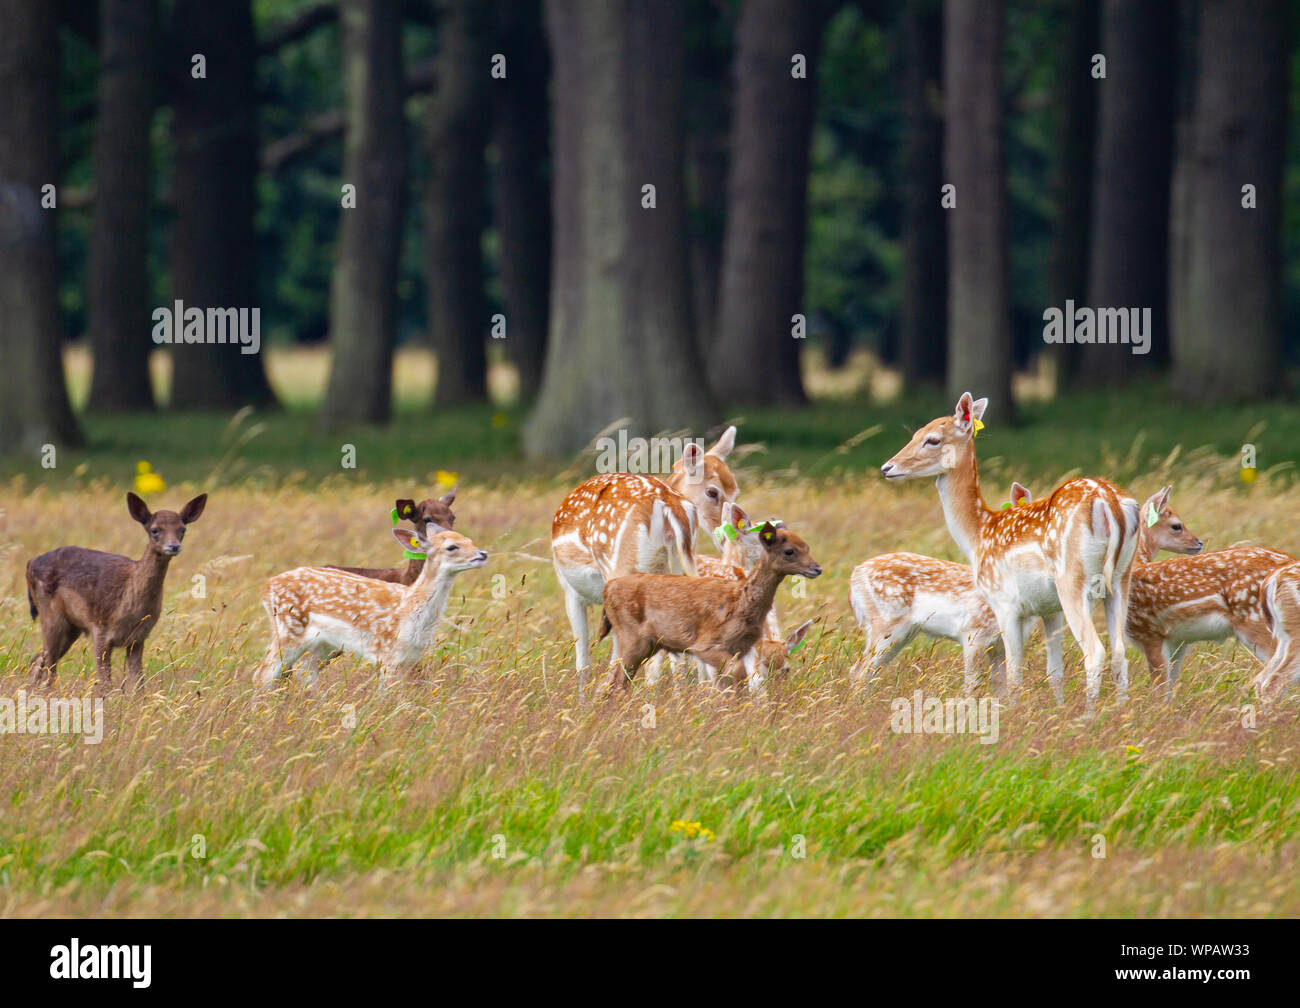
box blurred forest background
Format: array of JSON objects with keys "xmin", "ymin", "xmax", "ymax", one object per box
[{"xmin": 0, "ymin": 0, "xmax": 1297, "ymax": 460}]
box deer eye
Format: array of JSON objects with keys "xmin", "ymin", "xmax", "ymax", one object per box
[
  {"xmin": 706, "ymin": 487, "xmax": 719, "ymax": 499},
  {"xmin": 1171, "ymin": 523, "xmax": 1182, "ymax": 532},
  {"xmin": 150, "ymin": 528, "xmax": 159, "ymax": 537},
  {"xmin": 446, "ymin": 544, "xmax": 458, "ymax": 552},
  {"xmin": 924, "ymin": 435, "xmax": 941, "ymax": 447},
  {"xmin": 784, "ymin": 548, "xmax": 795, "ymax": 557}
]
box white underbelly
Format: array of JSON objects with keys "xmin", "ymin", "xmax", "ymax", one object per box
[
  {"xmin": 1165, "ymin": 610, "xmax": 1234, "ymax": 646},
  {"xmin": 911, "ymin": 591, "xmax": 968, "ymax": 642},
  {"xmin": 556, "ymin": 564, "xmax": 607, "ymax": 607}
]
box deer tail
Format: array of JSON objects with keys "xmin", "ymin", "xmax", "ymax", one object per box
[{"xmin": 597, "ymin": 609, "xmax": 612, "ymax": 642}]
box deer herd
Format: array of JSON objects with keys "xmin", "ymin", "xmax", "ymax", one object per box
[{"xmin": 19, "ymin": 393, "xmax": 1300, "ymax": 710}]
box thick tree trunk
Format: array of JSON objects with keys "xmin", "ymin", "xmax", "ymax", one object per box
[
  {"xmin": 899, "ymin": 0, "xmax": 946, "ymax": 390},
  {"xmin": 1168, "ymin": 0, "xmax": 1199, "ymax": 359},
  {"xmin": 524, "ymin": 0, "xmax": 714, "ymax": 458},
  {"xmin": 169, "ymin": 0, "xmax": 278, "ymax": 409},
  {"xmin": 424, "ymin": 0, "xmax": 491, "ymax": 406},
  {"xmin": 943, "ymin": 0, "xmax": 1013, "ymax": 421},
  {"xmin": 1079, "ymin": 0, "xmax": 1176, "ymax": 384},
  {"xmin": 1173, "ymin": 0, "xmax": 1289, "ymax": 401},
  {"xmin": 708, "ymin": 0, "xmax": 831, "ymax": 406},
  {"xmin": 87, "ymin": 0, "xmax": 156, "ymax": 413},
  {"xmin": 491, "ymin": 0, "xmax": 551, "ymax": 402},
  {"xmin": 685, "ymin": 0, "xmax": 732, "ymax": 355},
  {"xmin": 321, "ymin": 0, "xmax": 408, "ymax": 427},
  {"xmin": 0, "ymin": 0, "xmax": 82, "ymax": 451},
  {"xmin": 1049, "ymin": 0, "xmax": 1099, "ymax": 384}
]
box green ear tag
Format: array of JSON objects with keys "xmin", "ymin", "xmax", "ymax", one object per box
[
  {"xmin": 723, "ymin": 522, "xmax": 738, "ymax": 541},
  {"xmin": 1002, "ymin": 501, "xmax": 1012, "ymax": 509},
  {"xmin": 390, "ymin": 508, "xmax": 400, "ymax": 527},
  {"xmin": 788, "ymin": 638, "xmax": 805, "ymax": 654},
  {"xmin": 1146, "ymin": 503, "xmax": 1159, "ymax": 528}
]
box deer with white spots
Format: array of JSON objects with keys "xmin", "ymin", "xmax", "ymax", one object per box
[
  {"xmin": 551, "ymin": 427, "xmax": 739, "ymax": 695},
  {"xmin": 1123, "ymin": 489, "xmax": 1289, "ymax": 698},
  {"xmin": 881, "ymin": 393, "xmax": 1140, "ymax": 708},
  {"xmin": 1253, "ymin": 559, "xmax": 1300, "ymax": 700},
  {"xmin": 254, "ymin": 525, "xmax": 487, "ymax": 688},
  {"xmin": 849, "ymin": 482, "xmax": 1042, "ymax": 693}
]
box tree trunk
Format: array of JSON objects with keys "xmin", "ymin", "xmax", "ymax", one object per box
[
  {"xmin": 321, "ymin": 0, "xmax": 408, "ymax": 427},
  {"xmin": 524, "ymin": 0, "xmax": 714, "ymax": 458},
  {"xmin": 685, "ymin": 0, "xmax": 732, "ymax": 355},
  {"xmin": 1168, "ymin": 0, "xmax": 1199, "ymax": 360},
  {"xmin": 899, "ymin": 0, "xmax": 946, "ymax": 390},
  {"xmin": 424, "ymin": 0, "xmax": 491, "ymax": 406},
  {"xmin": 87, "ymin": 0, "xmax": 157, "ymax": 413},
  {"xmin": 1049, "ymin": 0, "xmax": 1099, "ymax": 385},
  {"xmin": 491, "ymin": 0, "xmax": 551, "ymax": 402},
  {"xmin": 0, "ymin": 0, "xmax": 82, "ymax": 451},
  {"xmin": 169, "ymin": 0, "xmax": 277, "ymax": 410},
  {"xmin": 1173, "ymin": 0, "xmax": 1288, "ymax": 401},
  {"xmin": 708, "ymin": 0, "xmax": 831, "ymax": 406},
  {"xmin": 943, "ymin": 0, "xmax": 1013, "ymax": 421},
  {"xmin": 1079, "ymin": 0, "xmax": 1176, "ymax": 384}
]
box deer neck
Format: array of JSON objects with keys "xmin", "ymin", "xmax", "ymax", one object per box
[
  {"xmin": 935, "ymin": 441, "xmax": 992, "ymax": 564},
  {"xmin": 131, "ymin": 547, "xmax": 173, "ymax": 605},
  {"xmin": 1134, "ymin": 528, "xmax": 1159, "ymax": 565},
  {"xmin": 735, "ymin": 557, "xmax": 783, "ymax": 627},
  {"xmin": 399, "ymin": 555, "xmax": 455, "ymax": 633}
]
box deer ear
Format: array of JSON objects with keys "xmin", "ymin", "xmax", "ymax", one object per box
[
  {"xmin": 756, "ymin": 522, "xmax": 779, "ymax": 546},
  {"xmin": 954, "ymin": 392, "xmax": 974, "ymax": 425},
  {"xmin": 440, "ymin": 485, "xmax": 457, "ymax": 506},
  {"xmin": 785, "ymin": 619, "xmax": 814, "ymax": 654},
  {"xmin": 180, "ymin": 493, "xmax": 207, "ymax": 524},
  {"xmin": 730, "ymin": 502, "xmax": 752, "ymax": 532},
  {"xmin": 680, "ymin": 441, "xmax": 705, "ymax": 478},
  {"xmin": 395, "ymin": 499, "xmax": 417, "ymax": 521},
  {"xmin": 393, "ymin": 526, "xmax": 428, "ymax": 554},
  {"xmin": 1155, "ymin": 484, "xmax": 1172, "ymax": 513},
  {"xmin": 1011, "ymin": 482, "xmax": 1031, "ymax": 505},
  {"xmin": 707, "ymin": 425, "xmax": 736, "ymax": 460},
  {"xmin": 126, "ymin": 492, "xmax": 151, "ymax": 525}
]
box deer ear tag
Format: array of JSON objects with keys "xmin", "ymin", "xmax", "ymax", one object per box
[
  {"xmin": 1146, "ymin": 503, "xmax": 1159, "ymax": 527},
  {"xmin": 390, "ymin": 508, "xmax": 400, "ymax": 526}
]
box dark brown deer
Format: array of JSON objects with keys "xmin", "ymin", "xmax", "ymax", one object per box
[
  {"xmin": 326, "ymin": 489, "xmax": 457, "ymax": 585},
  {"xmin": 597, "ymin": 523, "xmax": 822, "ymax": 693},
  {"xmin": 26, "ymin": 492, "xmax": 208, "ymax": 694}
]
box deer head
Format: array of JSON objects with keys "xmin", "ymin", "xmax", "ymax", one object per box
[
  {"xmin": 880, "ymin": 392, "xmax": 987, "ymax": 481},
  {"xmin": 127, "ymin": 492, "xmax": 207, "ymax": 557},
  {"xmin": 1140, "ymin": 485, "xmax": 1204, "ymax": 557},
  {"xmin": 755, "ymin": 523, "xmax": 822, "ymax": 579},
  {"xmin": 668, "ymin": 426, "xmax": 739, "ymax": 535},
  {"xmin": 390, "ymin": 526, "xmax": 487, "ymax": 575},
  {"xmin": 394, "ymin": 488, "xmax": 457, "ymax": 535}
]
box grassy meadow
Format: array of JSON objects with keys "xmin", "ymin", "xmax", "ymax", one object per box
[{"xmin": 2, "ymin": 348, "xmax": 1300, "ymax": 917}]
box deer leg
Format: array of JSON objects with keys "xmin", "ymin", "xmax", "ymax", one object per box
[
  {"xmin": 1058, "ymin": 589, "xmax": 1106, "ymax": 711},
  {"xmin": 1041, "ymin": 612, "xmax": 1065, "ymax": 704},
  {"xmin": 1103, "ymin": 586, "xmax": 1130, "ymax": 703},
  {"xmin": 644, "ymin": 651, "xmax": 666, "ymax": 686},
  {"xmin": 124, "ymin": 643, "xmax": 145, "ymax": 692},
  {"xmin": 562, "ymin": 585, "xmax": 592, "ymax": 698},
  {"xmin": 850, "ymin": 626, "xmax": 909, "ymax": 687},
  {"xmin": 1166, "ymin": 643, "xmax": 1190, "ymax": 697},
  {"xmin": 29, "ymin": 622, "xmax": 80, "ymax": 688},
  {"xmin": 91, "ymin": 633, "xmax": 114, "ymax": 697},
  {"xmin": 994, "ymin": 610, "xmax": 1027, "ymax": 701}
]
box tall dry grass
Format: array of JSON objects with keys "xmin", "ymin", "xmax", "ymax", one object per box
[{"xmin": 1, "ymin": 467, "xmax": 1299, "ymax": 916}]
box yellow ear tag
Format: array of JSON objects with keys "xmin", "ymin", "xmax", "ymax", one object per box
[
  {"xmin": 410, "ymin": 537, "xmax": 420, "ymax": 548},
  {"xmin": 762, "ymin": 529, "xmax": 774, "ymax": 542},
  {"xmin": 402, "ymin": 505, "xmax": 412, "ymax": 516},
  {"xmin": 972, "ymin": 417, "xmax": 985, "ymax": 438}
]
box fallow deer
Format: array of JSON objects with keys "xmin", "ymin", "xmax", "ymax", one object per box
[
  {"xmin": 1124, "ymin": 490, "xmax": 1288, "ymax": 697},
  {"xmin": 327, "ymin": 489, "xmax": 457, "ymax": 585},
  {"xmin": 881, "ymin": 393, "xmax": 1140, "ymax": 708},
  {"xmin": 849, "ymin": 482, "xmax": 1038, "ymax": 693},
  {"xmin": 551, "ymin": 426, "xmax": 739, "ymax": 695},
  {"xmin": 26, "ymin": 491, "xmax": 208, "ymax": 694},
  {"xmin": 1254, "ymin": 560, "xmax": 1300, "ymax": 700},
  {"xmin": 597, "ymin": 523, "xmax": 821, "ymax": 694},
  {"xmin": 254, "ymin": 525, "xmax": 487, "ymax": 688}
]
